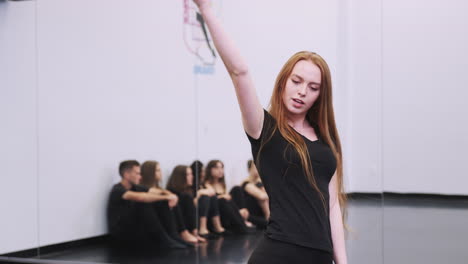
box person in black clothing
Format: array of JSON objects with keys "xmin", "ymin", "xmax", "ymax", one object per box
[
  {"xmin": 203, "ymin": 160, "xmax": 249, "ymax": 234},
  {"xmin": 107, "ymin": 160, "xmax": 187, "ymax": 249},
  {"xmin": 192, "ymin": 1, "xmax": 349, "ymax": 263},
  {"xmin": 166, "ymin": 165, "xmax": 225, "ymax": 240},
  {"xmin": 230, "ymin": 160, "xmax": 269, "ymax": 229},
  {"xmin": 140, "ymin": 160, "xmax": 200, "ymax": 244},
  {"xmin": 190, "ymin": 160, "xmax": 226, "ymax": 238}
]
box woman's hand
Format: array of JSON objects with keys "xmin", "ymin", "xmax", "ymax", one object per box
[
  {"xmin": 218, "ymin": 193, "xmax": 231, "ymax": 200},
  {"xmin": 167, "ymin": 194, "xmax": 179, "ymax": 208}
]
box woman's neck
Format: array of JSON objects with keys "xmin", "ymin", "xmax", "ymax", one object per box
[{"xmin": 285, "ymin": 110, "xmax": 310, "ymax": 130}]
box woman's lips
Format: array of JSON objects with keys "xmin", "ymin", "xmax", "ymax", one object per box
[{"xmin": 293, "ymin": 98, "xmax": 304, "ymax": 104}]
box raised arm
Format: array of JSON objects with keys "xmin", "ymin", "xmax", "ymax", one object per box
[{"xmin": 194, "ymin": 0, "xmax": 264, "ymax": 139}]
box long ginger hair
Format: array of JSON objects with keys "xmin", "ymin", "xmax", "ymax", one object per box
[{"xmin": 259, "ymin": 51, "xmax": 348, "ymax": 229}]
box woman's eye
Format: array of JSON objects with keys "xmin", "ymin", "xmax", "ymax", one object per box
[
  {"xmin": 292, "ymin": 80, "xmax": 299, "ymax": 84},
  {"xmin": 310, "ymin": 87, "xmax": 319, "ymax": 91}
]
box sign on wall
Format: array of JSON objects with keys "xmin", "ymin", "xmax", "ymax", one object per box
[{"xmin": 183, "ymin": 0, "xmax": 222, "ymax": 75}]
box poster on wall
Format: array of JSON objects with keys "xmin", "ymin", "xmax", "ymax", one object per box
[{"xmin": 183, "ymin": 0, "xmax": 222, "ymax": 75}]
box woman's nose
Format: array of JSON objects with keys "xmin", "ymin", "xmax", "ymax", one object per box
[{"xmin": 298, "ymin": 85, "xmax": 307, "ymax": 96}]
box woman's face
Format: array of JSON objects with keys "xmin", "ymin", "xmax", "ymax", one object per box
[
  {"xmin": 211, "ymin": 162, "xmax": 224, "ymax": 179},
  {"xmin": 282, "ymin": 60, "xmax": 321, "ymax": 117},
  {"xmin": 186, "ymin": 167, "xmax": 194, "ymax": 186},
  {"xmin": 155, "ymin": 164, "xmax": 162, "ymax": 182}
]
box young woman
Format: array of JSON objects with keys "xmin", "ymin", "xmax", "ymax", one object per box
[
  {"xmin": 190, "ymin": 160, "xmax": 226, "ymax": 238},
  {"xmin": 166, "ymin": 165, "xmax": 224, "ymax": 240},
  {"xmin": 229, "ymin": 161, "xmax": 270, "ymax": 229},
  {"xmin": 203, "ymin": 160, "xmax": 249, "ymax": 234},
  {"xmin": 237, "ymin": 160, "xmax": 269, "ymax": 228},
  {"xmin": 140, "ymin": 161, "xmax": 198, "ymax": 244},
  {"xmin": 192, "ymin": 1, "xmax": 348, "ymax": 263}
]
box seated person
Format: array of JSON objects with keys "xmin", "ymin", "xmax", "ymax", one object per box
[
  {"xmin": 190, "ymin": 160, "xmax": 226, "ymax": 238},
  {"xmin": 229, "ymin": 161, "xmax": 268, "ymax": 229},
  {"xmin": 140, "ymin": 160, "xmax": 199, "ymax": 244},
  {"xmin": 167, "ymin": 164, "xmax": 225, "ymax": 239},
  {"xmin": 203, "ymin": 160, "xmax": 249, "ymax": 234},
  {"xmin": 240, "ymin": 160, "xmax": 269, "ymax": 228},
  {"xmin": 106, "ymin": 160, "xmax": 187, "ymax": 249}
]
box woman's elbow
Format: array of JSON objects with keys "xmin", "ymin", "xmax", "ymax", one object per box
[{"xmin": 229, "ymin": 66, "xmax": 249, "ymax": 77}]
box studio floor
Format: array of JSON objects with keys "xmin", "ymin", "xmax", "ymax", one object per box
[{"xmin": 1, "ymin": 196, "xmax": 467, "ymax": 264}]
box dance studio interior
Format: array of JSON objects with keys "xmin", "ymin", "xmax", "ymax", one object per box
[{"xmin": 1, "ymin": 0, "xmax": 467, "ymax": 263}]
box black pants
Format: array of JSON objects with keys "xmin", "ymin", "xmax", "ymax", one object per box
[
  {"xmin": 230, "ymin": 186, "xmax": 267, "ymax": 229},
  {"xmin": 109, "ymin": 202, "xmax": 174, "ymax": 247},
  {"xmin": 217, "ymin": 197, "xmax": 248, "ymax": 233},
  {"xmin": 176, "ymin": 193, "xmax": 197, "ymax": 231},
  {"xmin": 230, "ymin": 186, "xmax": 246, "ymax": 209},
  {"xmin": 248, "ymin": 235, "xmax": 333, "ymax": 264},
  {"xmin": 199, "ymin": 195, "xmax": 220, "ymax": 218},
  {"xmin": 153, "ymin": 200, "xmax": 186, "ymax": 234}
]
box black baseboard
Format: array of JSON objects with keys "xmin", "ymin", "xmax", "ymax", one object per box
[
  {"xmin": 347, "ymin": 192, "xmax": 382, "ymax": 200},
  {"xmin": 382, "ymin": 192, "xmax": 468, "ymax": 200},
  {"xmin": 347, "ymin": 192, "xmax": 468, "ymax": 200},
  {"xmin": 1, "ymin": 235, "xmax": 109, "ymax": 259}
]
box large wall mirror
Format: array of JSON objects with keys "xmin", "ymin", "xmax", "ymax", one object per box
[
  {"xmin": 1, "ymin": 0, "xmax": 201, "ymax": 263},
  {"xmin": 381, "ymin": 0, "xmax": 468, "ymax": 263},
  {"xmin": 20, "ymin": 0, "xmax": 468, "ymax": 263}
]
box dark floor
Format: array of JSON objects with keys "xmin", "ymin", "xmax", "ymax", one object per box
[
  {"xmin": 2, "ymin": 196, "xmax": 467, "ymax": 264},
  {"xmin": 37, "ymin": 231, "xmax": 262, "ymax": 264}
]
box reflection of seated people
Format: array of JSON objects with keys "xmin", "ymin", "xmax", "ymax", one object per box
[
  {"xmin": 203, "ymin": 160, "xmax": 249, "ymax": 234},
  {"xmin": 241, "ymin": 160, "xmax": 270, "ymax": 227},
  {"xmin": 140, "ymin": 160, "xmax": 200, "ymax": 244},
  {"xmin": 229, "ymin": 160, "xmax": 269, "ymax": 229},
  {"xmin": 106, "ymin": 160, "xmax": 187, "ymax": 249},
  {"xmin": 167, "ymin": 164, "xmax": 224, "ymax": 240},
  {"xmin": 190, "ymin": 160, "xmax": 226, "ymax": 238}
]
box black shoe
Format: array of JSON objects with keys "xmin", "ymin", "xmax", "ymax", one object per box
[
  {"xmin": 166, "ymin": 240, "xmax": 188, "ymax": 249},
  {"xmin": 246, "ymin": 226, "xmax": 258, "ymax": 233},
  {"xmin": 170, "ymin": 235, "xmax": 195, "ymax": 248},
  {"xmin": 213, "ymin": 229, "xmax": 233, "ymax": 236},
  {"xmin": 199, "ymin": 232, "xmax": 219, "ymax": 240},
  {"xmin": 164, "ymin": 236, "xmax": 188, "ymax": 249}
]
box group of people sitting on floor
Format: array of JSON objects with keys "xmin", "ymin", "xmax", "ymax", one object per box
[{"xmin": 107, "ymin": 159, "xmax": 270, "ymax": 249}]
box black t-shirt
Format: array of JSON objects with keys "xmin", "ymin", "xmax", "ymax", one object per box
[
  {"xmin": 107, "ymin": 182, "xmax": 149, "ymax": 233},
  {"xmin": 246, "ymin": 109, "xmax": 337, "ymax": 254}
]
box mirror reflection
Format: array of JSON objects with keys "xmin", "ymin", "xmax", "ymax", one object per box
[
  {"xmin": 11, "ymin": 0, "xmax": 455, "ymax": 263},
  {"xmin": 381, "ymin": 0, "xmax": 468, "ymax": 263}
]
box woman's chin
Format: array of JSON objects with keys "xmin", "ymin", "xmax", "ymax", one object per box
[{"xmin": 286, "ymin": 105, "xmax": 305, "ymax": 115}]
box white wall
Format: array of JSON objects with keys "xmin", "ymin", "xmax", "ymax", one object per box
[
  {"xmin": 346, "ymin": 0, "xmax": 383, "ymax": 193},
  {"xmin": 34, "ymin": 0, "xmax": 198, "ymax": 247},
  {"xmin": 344, "ymin": 0, "xmax": 468, "ymax": 195},
  {"xmin": 381, "ymin": 0, "xmax": 468, "ymax": 195},
  {"xmin": 0, "ymin": 1, "xmax": 39, "ymax": 254}
]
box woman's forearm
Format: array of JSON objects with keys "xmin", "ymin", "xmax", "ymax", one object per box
[
  {"xmin": 330, "ymin": 202, "xmax": 348, "ymax": 264},
  {"xmin": 197, "ymin": 4, "xmax": 248, "ymax": 76}
]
